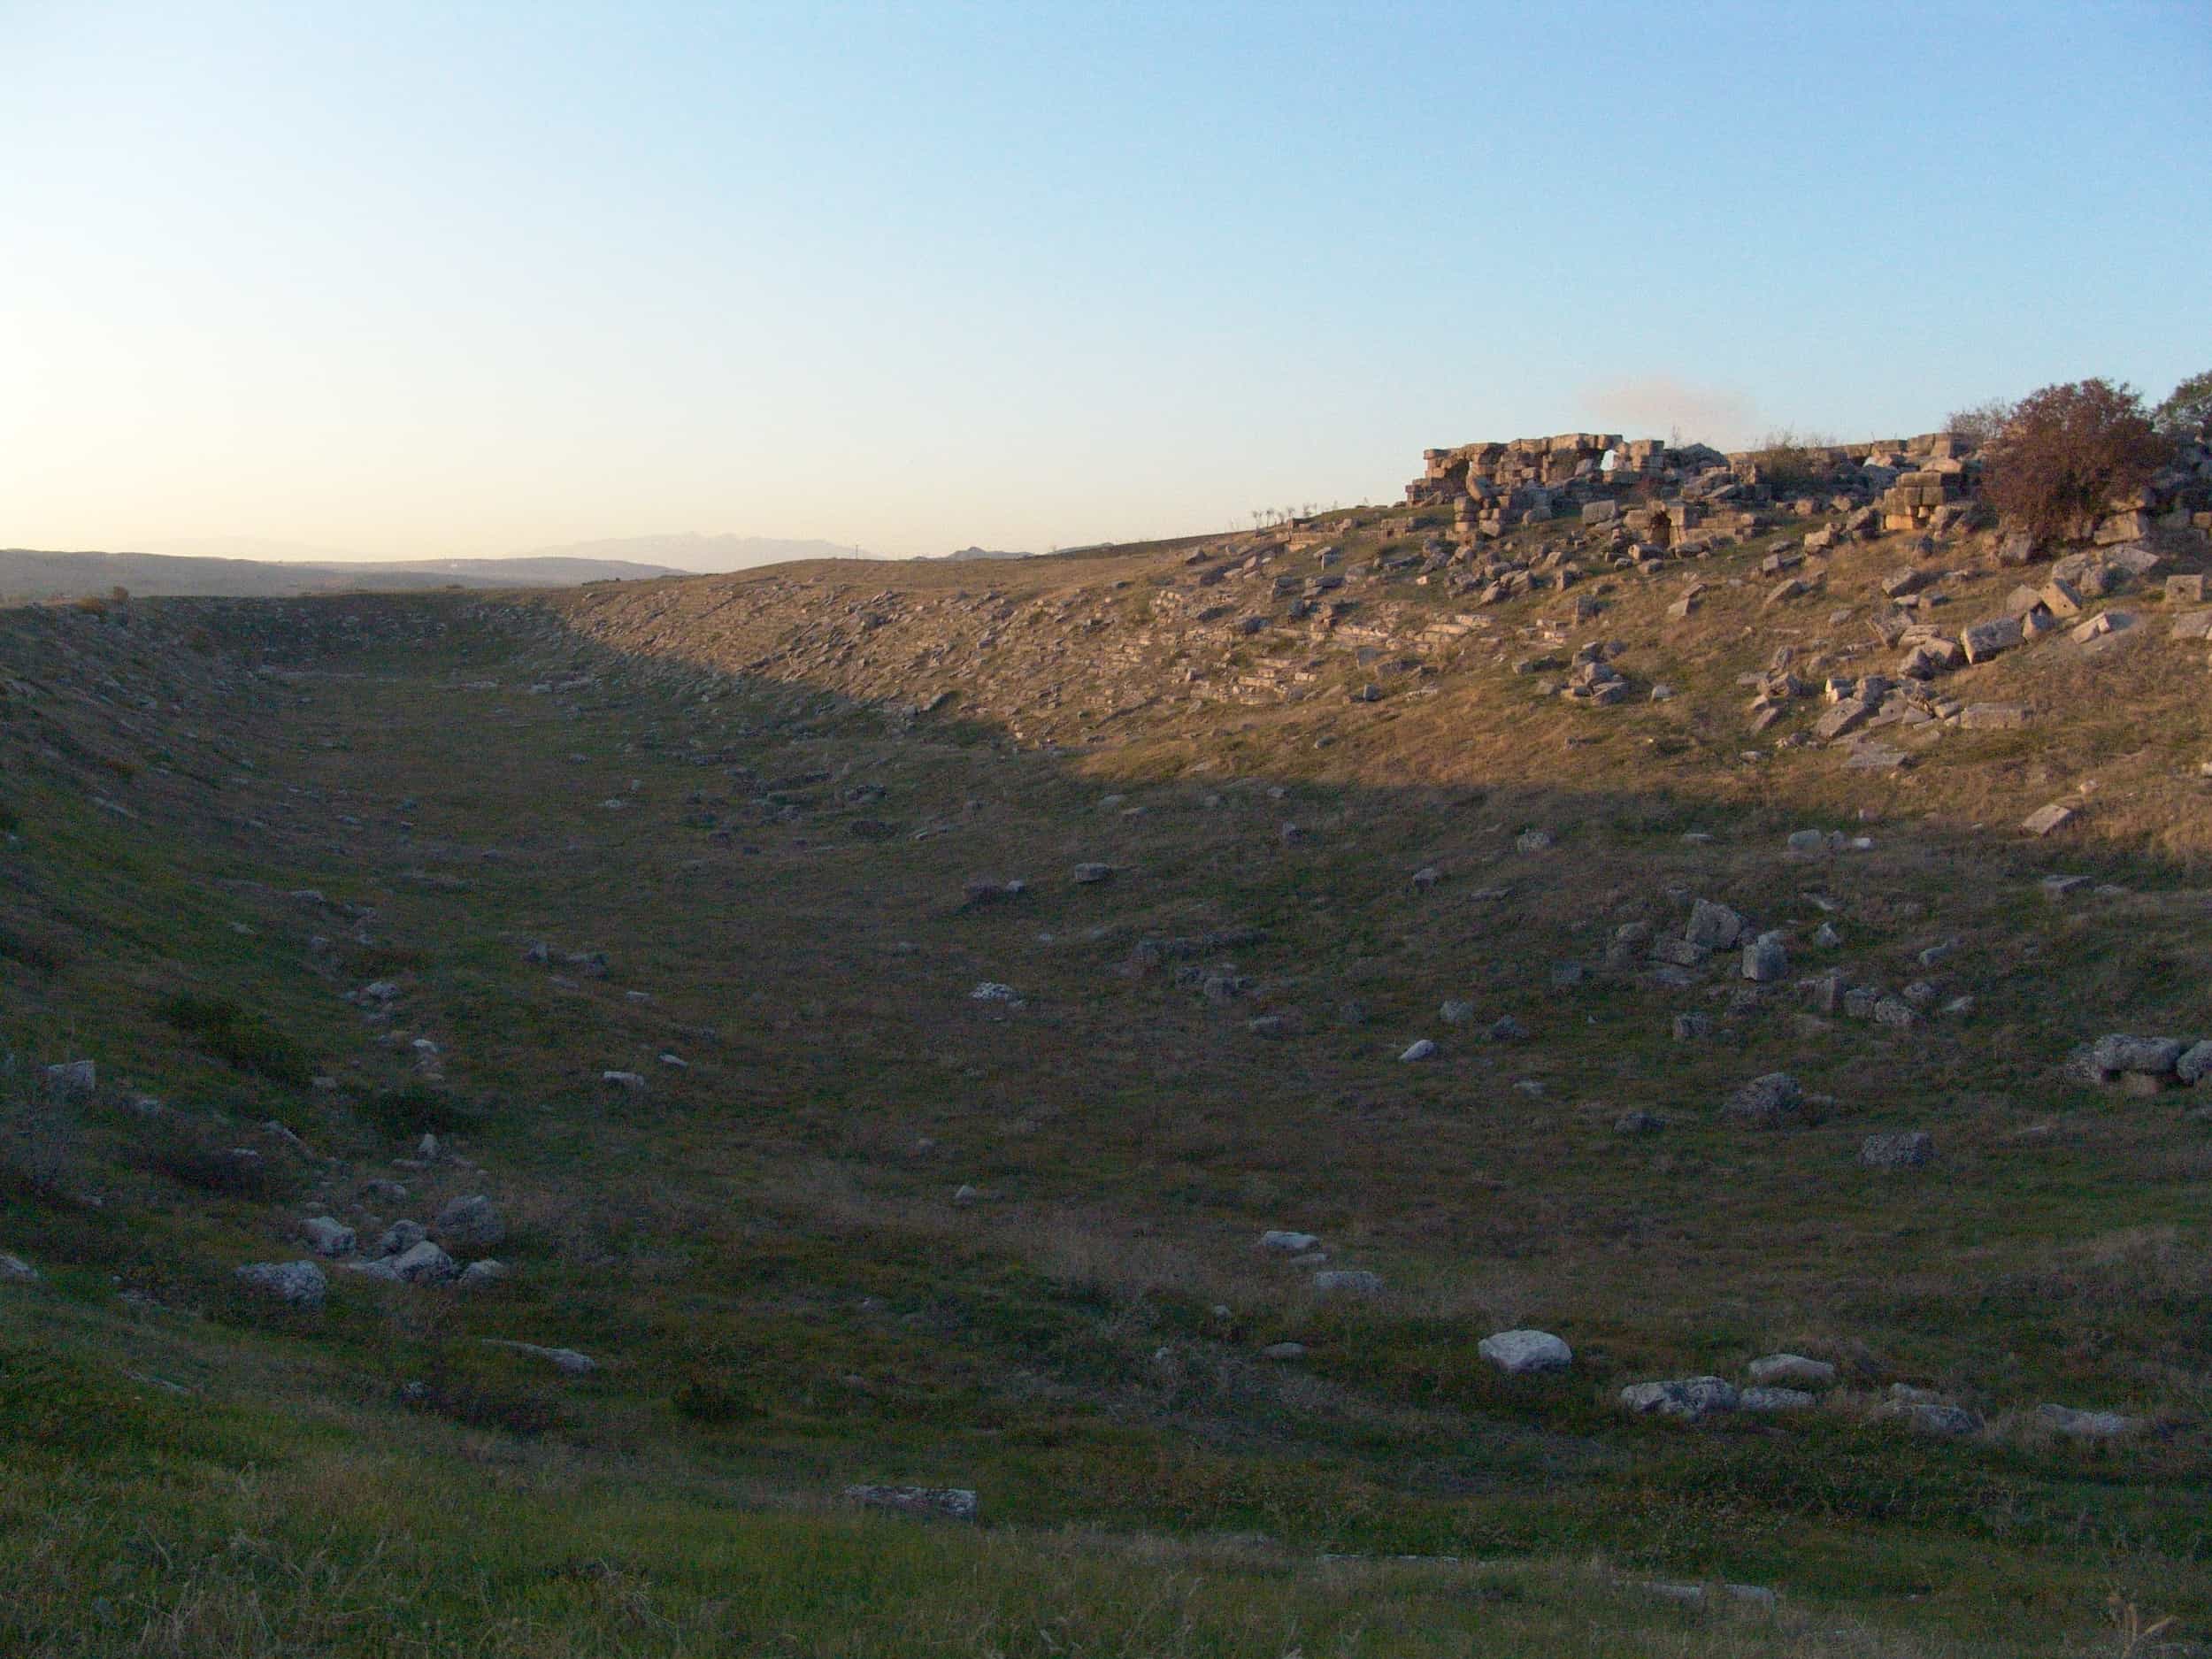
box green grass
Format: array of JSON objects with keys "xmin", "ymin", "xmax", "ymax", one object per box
[{"xmin": 157, "ymin": 993, "xmax": 315, "ymax": 1087}]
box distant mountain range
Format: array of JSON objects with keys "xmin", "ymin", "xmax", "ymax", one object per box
[
  {"xmin": 941, "ymin": 545, "xmax": 1034, "ymax": 561},
  {"xmin": 0, "ymin": 549, "xmax": 684, "ymax": 602},
  {"xmin": 0, "ymin": 532, "xmax": 936, "ymax": 603}
]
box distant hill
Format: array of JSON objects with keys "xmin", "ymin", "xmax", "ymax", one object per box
[
  {"xmin": 504, "ymin": 534, "xmax": 880, "ymax": 572},
  {"xmin": 150, "ymin": 536, "xmax": 379, "ymax": 564},
  {"xmin": 942, "ymin": 545, "xmax": 1033, "ymax": 561},
  {"xmin": 381, "ymin": 557, "xmax": 692, "ymax": 586},
  {"xmin": 0, "ymin": 549, "xmax": 680, "ymax": 601}
]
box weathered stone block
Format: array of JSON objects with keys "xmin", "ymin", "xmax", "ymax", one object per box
[
  {"xmin": 2095, "ymin": 510, "xmax": 2152, "ymax": 544},
  {"xmin": 1960, "ymin": 616, "xmax": 2024, "ymax": 663}
]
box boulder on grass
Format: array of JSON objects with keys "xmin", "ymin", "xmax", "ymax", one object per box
[{"xmin": 1478, "ymin": 1329, "xmax": 1571, "ymax": 1375}]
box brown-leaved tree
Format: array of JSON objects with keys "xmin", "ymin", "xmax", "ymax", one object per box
[{"xmin": 1983, "ymin": 379, "xmax": 2170, "ymax": 544}]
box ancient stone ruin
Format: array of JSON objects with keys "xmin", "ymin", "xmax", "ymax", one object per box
[{"xmin": 1408, "ymin": 426, "xmax": 2212, "ymax": 555}]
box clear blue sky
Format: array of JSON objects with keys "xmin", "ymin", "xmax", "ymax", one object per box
[{"xmin": 3, "ymin": 1, "xmax": 2206, "ymax": 561}]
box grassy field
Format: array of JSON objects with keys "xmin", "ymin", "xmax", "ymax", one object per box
[{"xmin": 2, "ymin": 509, "xmax": 2209, "ymax": 1654}]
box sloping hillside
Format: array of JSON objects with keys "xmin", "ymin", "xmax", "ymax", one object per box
[
  {"xmin": 522, "ymin": 485, "xmax": 2212, "ymax": 858},
  {"xmin": 1, "ymin": 486, "xmax": 2209, "ymax": 1655}
]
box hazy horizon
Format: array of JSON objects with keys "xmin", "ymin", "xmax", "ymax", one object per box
[
  {"xmin": 134, "ymin": 532, "xmax": 893, "ymax": 572},
  {"xmin": 4, "ymin": 2, "xmax": 2206, "ymax": 560}
]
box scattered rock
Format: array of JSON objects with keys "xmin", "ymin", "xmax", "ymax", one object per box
[
  {"xmin": 391, "ymin": 1240, "xmax": 458, "ymax": 1285},
  {"xmin": 1724, "ymin": 1071, "xmax": 1804, "ymax": 1126},
  {"xmin": 2179, "ymin": 1042, "xmax": 2212, "ymax": 1086},
  {"xmin": 457, "ymin": 1259, "xmax": 509, "ymax": 1290},
  {"xmin": 234, "ymin": 1260, "xmax": 326, "ymax": 1309},
  {"xmin": 1478, "ymin": 1329, "xmax": 1571, "ymax": 1374},
  {"xmin": 1312, "ymin": 1269, "xmax": 1383, "ymax": 1296},
  {"xmin": 480, "ymin": 1339, "xmax": 596, "ymax": 1376},
  {"xmin": 1398, "ymin": 1039, "xmax": 1437, "ymax": 1063},
  {"xmin": 1259, "ymin": 1230, "xmax": 1320, "ymax": 1255},
  {"xmin": 1740, "ymin": 1386, "xmax": 1818, "ymax": 1413},
  {"xmin": 1641, "ymin": 1581, "xmax": 1778, "ymax": 1610},
  {"xmin": 376, "ymin": 1220, "xmax": 427, "ymax": 1257},
  {"xmin": 1741, "ymin": 933, "xmax": 1788, "ymax": 982},
  {"xmin": 1261, "ymin": 1341, "xmax": 1308, "ymax": 1362},
  {"xmin": 1904, "ymin": 1402, "xmax": 1983, "ymax": 1439},
  {"xmin": 1960, "ymin": 615, "xmax": 2024, "ymax": 663},
  {"xmin": 1860, "ymin": 1132, "xmax": 1934, "ymax": 1169},
  {"xmin": 1685, "ymin": 899, "xmax": 1745, "ymax": 950},
  {"xmin": 2036, "ymin": 1402, "xmax": 2136, "ymax": 1440},
  {"xmin": 1747, "ymin": 1353, "xmax": 1837, "ymax": 1387},
  {"xmin": 1606, "ymin": 922, "xmax": 1652, "ymax": 967},
  {"xmin": 298, "ymin": 1217, "xmax": 357, "ymax": 1256},
  {"xmin": 1, "ymin": 1253, "xmax": 40, "ymax": 1285},
  {"xmin": 842, "ymin": 1484, "xmax": 978, "ymax": 1523},
  {"xmin": 1071, "ymin": 863, "xmax": 1115, "ymax": 885},
  {"xmin": 1620, "ymin": 1377, "xmax": 1740, "ymax": 1420},
  {"xmin": 433, "ymin": 1194, "xmax": 505, "ymax": 1252},
  {"xmin": 2085, "ymin": 1034, "xmax": 2185, "ymax": 1081}
]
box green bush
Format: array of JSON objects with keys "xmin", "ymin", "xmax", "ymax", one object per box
[
  {"xmin": 0, "ymin": 921, "xmax": 63, "ymax": 974},
  {"xmin": 672, "ymin": 1371, "xmax": 761, "ymax": 1424},
  {"xmin": 355, "ymin": 1083, "xmax": 480, "ymax": 1140},
  {"xmin": 157, "ymin": 993, "xmax": 313, "ymax": 1086},
  {"xmin": 2154, "ymin": 368, "xmax": 2212, "ymax": 439},
  {"xmin": 401, "ymin": 1371, "xmax": 570, "ymax": 1439},
  {"xmin": 131, "ymin": 1116, "xmax": 280, "ymax": 1199}
]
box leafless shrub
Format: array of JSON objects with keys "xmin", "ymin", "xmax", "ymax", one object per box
[
  {"xmin": 1748, "ymin": 428, "xmax": 1840, "ymax": 495},
  {"xmin": 1944, "ymin": 396, "xmax": 2015, "ymax": 448}
]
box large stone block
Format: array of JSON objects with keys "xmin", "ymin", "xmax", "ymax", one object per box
[{"xmin": 1960, "ymin": 616, "xmax": 2024, "ymax": 663}]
